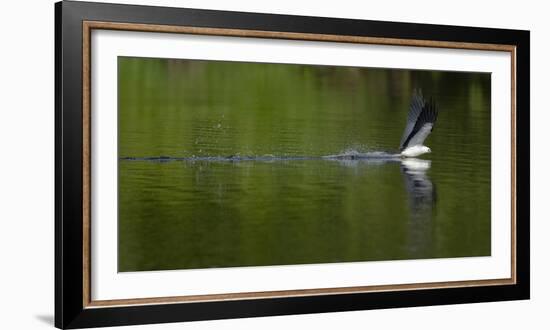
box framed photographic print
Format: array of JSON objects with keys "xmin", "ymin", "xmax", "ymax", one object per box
[{"xmin": 55, "ymin": 1, "xmax": 530, "ymax": 328}]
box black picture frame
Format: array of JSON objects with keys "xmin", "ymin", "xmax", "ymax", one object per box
[{"xmin": 55, "ymin": 1, "xmax": 530, "ymax": 328}]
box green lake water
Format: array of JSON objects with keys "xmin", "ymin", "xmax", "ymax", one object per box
[{"xmin": 118, "ymin": 57, "xmax": 491, "ymax": 272}]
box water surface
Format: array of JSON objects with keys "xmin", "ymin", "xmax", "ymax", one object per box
[{"xmin": 118, "ymin": 57, "xmax": 491, "ymax": 272}]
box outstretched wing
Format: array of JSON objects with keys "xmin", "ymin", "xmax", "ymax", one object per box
[{"xmin": 399, "ymin": 91, "xmax": 438, "ymax": 150}]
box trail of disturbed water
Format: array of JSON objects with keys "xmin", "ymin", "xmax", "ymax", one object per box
[{"xmin": 120, "ymin": 151, "xmax": 402, "ymax": 162}]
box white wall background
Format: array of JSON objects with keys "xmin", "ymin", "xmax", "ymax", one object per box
[{"xmin": 0, "ymin": 0, "xmax": 545, "ymax": 329}]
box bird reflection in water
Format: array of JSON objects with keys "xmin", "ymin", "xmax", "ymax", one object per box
[
  {"xmin": 330, "ymin": 156, "xmax": 436, "ymax": 259},
  {"xmin": 400, "ymin": 158, "xmax": 436, "ymax": 213},
  {"xmin": 400, "ymin": 158, "xmax": 436, "ymax": 258}
]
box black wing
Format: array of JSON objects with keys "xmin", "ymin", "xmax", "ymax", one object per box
[{"xmin": 399, "ymin": 90, "xmax": 438, "ymax": 151}]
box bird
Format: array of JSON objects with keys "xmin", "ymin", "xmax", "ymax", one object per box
[{"xmin": 399, "ymin": 90, "xmax": 438, "ymax": 157}]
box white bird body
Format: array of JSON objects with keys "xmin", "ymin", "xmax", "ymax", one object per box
[
  {"xmin": 401, "ymin": 145, "xmax": 431, "ymax": 157},
  {"xmin": 399, "ymin": 91, "xmax": 438, "ymax": 158}
]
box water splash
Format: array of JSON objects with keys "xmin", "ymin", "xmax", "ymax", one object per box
[
  {"xmin": 322, "ymin": 148, "xmax": 399, "ymax": 160},
  {"xmin": 121, "ymin": 148, "xmax": 401, "ymax": 163}
]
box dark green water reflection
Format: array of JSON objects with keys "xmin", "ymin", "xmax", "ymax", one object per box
[{"xmin": 118, "ymin": 57, "xmax": 491, "ymax": 272}]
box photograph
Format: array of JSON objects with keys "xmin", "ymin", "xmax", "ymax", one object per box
[
  {"xmin": 117, "ymin": 56, "xmax": 491, "ymax": 272},
  {"xmin": 51, "ymin": 1, "xmax": 530, "ymax": 327}
]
